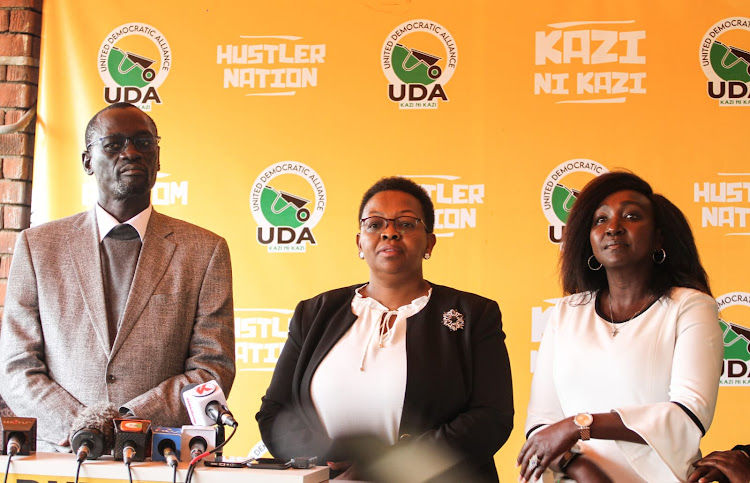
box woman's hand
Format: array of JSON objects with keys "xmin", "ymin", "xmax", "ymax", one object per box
[
  {"xmin": 517, "ymin": 419, "xmax": 578, "ymax": 482},
  {"xmin": 688, "ymin": 450, "xmax": 750, "ymax": 483}
]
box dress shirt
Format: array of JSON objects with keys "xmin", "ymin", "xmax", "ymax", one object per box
[
  {"xmin": 310, "ymin": 286, "xmax": 431, "ymax": 444},
  {"xmin": 95, "ymin": 203, "xmax": 152, "ymax": 242}
]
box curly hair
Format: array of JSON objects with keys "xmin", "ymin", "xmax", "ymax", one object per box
[
  {"xmin": 560, "ymin": 170, "xmax": 711, "ymax": 298},
  {"xmin": 358, "ymin": 176, "xmax": 435, "ymax": 233}
]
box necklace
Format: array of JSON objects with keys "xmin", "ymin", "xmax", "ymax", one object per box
[{"xmin": 607, "ymin": 294, "xmax": 651, "ymax": 337}]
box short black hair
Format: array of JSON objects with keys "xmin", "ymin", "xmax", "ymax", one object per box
[
  {"xmin": 84, "ymin": 102, "xmax": 158, "ymax": 147},
  {"xmin": 560, "ymin": 170, "xmax": 711, "ymax": 297},
  {"xmin": 358, "ymin": 177, "xmax": 435, "ymax": 233}
]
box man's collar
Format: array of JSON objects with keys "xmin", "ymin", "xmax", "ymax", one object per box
[{"xmin": 95, "ymin": 204, "xmax": 152, "ymax": 242}]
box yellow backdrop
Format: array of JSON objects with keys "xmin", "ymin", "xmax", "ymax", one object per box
[{"xmin": 32, "ymin": 1, "xmax": 750, "ymax": 479}]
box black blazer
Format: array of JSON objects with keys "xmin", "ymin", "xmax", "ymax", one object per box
[{"xmin": 256, "ymin": 283, "xmax": 514, "ymax": 481}]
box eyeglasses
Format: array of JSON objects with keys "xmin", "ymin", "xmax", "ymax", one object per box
[
  {"xmin": 86, "ymin": 134, "xmax": 161, "ymax": 154},
  {"xmin": 360, "ymin": 216, "xmax": 426, "ymax": 235}
]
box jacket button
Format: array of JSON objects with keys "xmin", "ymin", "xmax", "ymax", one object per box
[{"xmin": 107, "ymin": 374, "xmax": 116, "ymax": 383}]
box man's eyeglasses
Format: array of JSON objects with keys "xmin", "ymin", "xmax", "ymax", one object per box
[
  {"xmin": 86, "ymin": 134, "xmax": 161, "ymax": 154},
  {"xmin": 360, "ymin": 216, "xmax": 426, "ymax": 235}
]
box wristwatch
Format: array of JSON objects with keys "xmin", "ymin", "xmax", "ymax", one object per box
[{"xmin": 574, "ymin": 412, "xmax": 593, "ymax": 440}]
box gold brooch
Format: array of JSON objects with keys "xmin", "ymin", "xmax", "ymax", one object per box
[{"xmin": 442, "ymin": 309, "xmax": 465, "ymax": 331}]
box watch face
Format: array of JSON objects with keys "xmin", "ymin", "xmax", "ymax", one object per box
[{"xmin": 574, "ymin": 413, "xmax": 593, "ymax": 426}]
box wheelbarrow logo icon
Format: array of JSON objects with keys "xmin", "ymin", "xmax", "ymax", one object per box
[
  {"xmin": 710, "ymin": 41, "xmax": 750, "ymax": 83},
  {"xmin": 550, "ymin": 183, "xmax": 580, "ymax": 224},
  {"xmin": 109, "ymin": 47, "xmax": 157, "ymax": 88},
  {"xmin": 716, "ymin": 291, "xmax": 750, "ymax": 386},
  {"xmin": 392, "ymin": 44, "xmax": 442, "ymax": 85},
  {"xmin": 719, "ymin": 319, "xmax": 750, "ymax": 367},
  {"xmin": 260, "ymin": 186, "xmax": 311, "ymax": 229}
]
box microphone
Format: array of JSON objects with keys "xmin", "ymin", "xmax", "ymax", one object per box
[
  {"xmin": 0, "ymin": 417, "xmax": 36, "ymax": 456},
  {"xmin": 69, "ymin": 403, "xmax": 120, "ymax": 461},
  {"xmin": 113, "ymin": 418, "xmax": 151, "ymax": 463},
  {"xmin": 180, "ymin": 425, "xmax": 215, "ymax": 460},
  {"xmin": 152, "ymin": 427, "xmax": 182, "ymax": 467},
  {"xmin": 181, "ymin": 381, "xmax": 238, "ymax": 428}
]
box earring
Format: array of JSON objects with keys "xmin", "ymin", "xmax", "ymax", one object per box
[
  {"xmin": 652, "ymin": 248, "xmax": 666, "ymax": 264},
  {"xmin": 587, "ymin": 255, "xmax": 602, "ymax": 271},
  {"xmin": 424, "ymin": 253, "xmax": 431, "ymax": 260},
  {"xmin": 359, "ymin": 251, "xmax": 364, "ymax": 259}
]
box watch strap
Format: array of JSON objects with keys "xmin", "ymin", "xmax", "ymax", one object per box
[{"xmin": 574, "ymin": 412, "xmax": 593, "ymax": 441}]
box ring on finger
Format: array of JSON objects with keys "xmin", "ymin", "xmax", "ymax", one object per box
[{"xmin": 529, "ymin": 453, "xmax": 540, "ymax": 470}]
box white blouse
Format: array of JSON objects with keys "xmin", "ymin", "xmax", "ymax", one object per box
[
  {"xmin": 310, "ymin": 285, "xmax": 431, "ymax": 444},
  {"xmin": 525, "ymin": 287, "xmax": 723, "ymax": 482}
]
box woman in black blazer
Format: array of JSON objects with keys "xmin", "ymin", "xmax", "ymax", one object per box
[{"xmin": 256, "ymin": 177, "xmax": 514, "ymax": 481}]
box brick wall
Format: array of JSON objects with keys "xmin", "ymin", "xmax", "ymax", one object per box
[{"xmin": 0, "ymin": 0, "xmax": 42, "ymax": 418}]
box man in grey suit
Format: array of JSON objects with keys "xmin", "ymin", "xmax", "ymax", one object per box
[{"xmin": 0, "ymin": 103, "xmax": 235, "ymax": 451}]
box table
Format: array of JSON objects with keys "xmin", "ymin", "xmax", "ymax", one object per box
[{"xmin": 0, "ymin": 452, "xmax": 329, "ymax": 483}]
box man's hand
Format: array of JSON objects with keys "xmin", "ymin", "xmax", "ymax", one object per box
[
  {"xmin": 67, "ymin": 403, "xmax": 121, "ymax": 453},
  {"xmin": 688, "ymin": 449, "xmax": 750, "ymax": 483}
]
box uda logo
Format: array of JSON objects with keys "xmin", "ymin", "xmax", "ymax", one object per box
[
  {"xmin": 97, "ymin": 23, "xmax": 172, "ymax": 109},
  {"xmin": 700, "ymin": 18, "xmax": 750, "ymax": 105},
  {"xmin": 381, "ymin": 20, "xmax": 457, "ymax": 110},
  {"xmin": 540, "ymin": 160, "xmax": 608, "ymax": 244},
  {"xmin": 250, "ymin": 161, "xmax": 326, "ymax": 253},
  {"xmin": 717, "ymin": 292, "xmax": 750, "ymax": 386}
]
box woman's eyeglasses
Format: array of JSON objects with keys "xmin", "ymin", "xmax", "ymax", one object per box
[{"xmin": 360, "ymin": 216, "xmax": 426, "ymax": 235}]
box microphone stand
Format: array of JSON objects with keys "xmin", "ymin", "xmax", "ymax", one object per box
[{"xmin": 214, "ymin": 425, "xmax": 225, "ymax": 461}]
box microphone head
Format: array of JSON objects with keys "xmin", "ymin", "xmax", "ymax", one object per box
[
  {"xmin": 71, "ymin": 429, "xmax": 105, "ymax": 460},
  {"xmin": 0, "ymin": 417, "xmax": 36, "ymax": 456},
  {"xmin": 180, "ymin": 425, "xmax": 215, "ymax": 458},
  {"xmin": 113, "ymin": 419, "xmax": 151, "ymax": 462},
  {"xmin": 181, "ymin": 380, "xmax": 234, "ymax": 426},
  {"xmin": 182, "ymin": 381, "xmax": 227, "ymax": 426},
  {"xmin": 69, "ymin": 403, "xmax": 119, "ymax": 457},
  {"xmin": 152, "ymin": 427, "xmax": 182, "ymax": 463},
  {"xmin": 206, "ymin": 401, "xmax": 238, "ymax": 428}
]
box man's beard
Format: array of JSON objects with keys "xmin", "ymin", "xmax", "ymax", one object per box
[{"xmin": 113, "ymin": 176, "xmax": 153, "ymax": 199}]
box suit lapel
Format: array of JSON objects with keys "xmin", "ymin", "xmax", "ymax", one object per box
[
  {"xmin": 111, "ymin": 211, "xmax": 175, "ymax": 357},
  {"xmin": 69, "ymin": 208, "xmax": 111, "ymax": 354},
  {"xmin": 400, "ymin": 305, "xmax": 432, "ymax": 434}
]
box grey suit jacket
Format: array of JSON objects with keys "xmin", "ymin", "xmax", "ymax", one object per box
[{"xmin": 0, "ymin": 208, "xmax": 235, "ymax": 451}]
